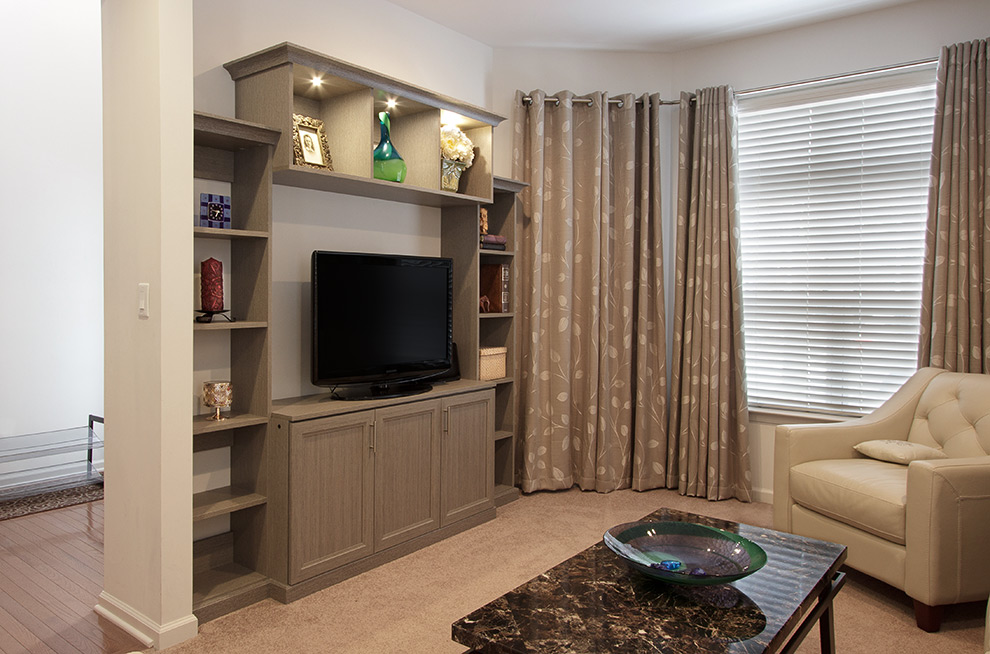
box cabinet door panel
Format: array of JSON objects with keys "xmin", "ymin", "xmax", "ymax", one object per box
[
  {"xmin": 289, "ymin": 413, "xmax": 373, "ymax": 583},
  {"xmin": 374, "ymin": 400, "xmax": 441, "ymax": 552},
  {"xmin": 442, "ymin": 391, "xmax": 495, "ymax": 526}
]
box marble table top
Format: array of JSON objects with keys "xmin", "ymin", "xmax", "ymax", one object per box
[{"xmin": 452, "ymin": 508, "xmax": 847, "ymax": 654}]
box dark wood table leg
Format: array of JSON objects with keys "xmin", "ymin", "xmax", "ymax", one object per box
[
  {"xmin": 818, "ymin": 589, "xmax": 836, "ymax": 654},
  {"xmin": 781, "ymin": 571, "xmax": 846, "ymax": 654}
]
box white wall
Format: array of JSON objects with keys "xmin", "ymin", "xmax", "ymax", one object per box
[
  {"xmin": 0, "ymin": 2, "xmax": 103, "ymax": 438},
  {"xmin": 671, "ymin": 0, "xmax": 990, "ymax": 93},
  {"xmin": 193, "ymin": 0, "xmax": 492, "ymax": 116}
]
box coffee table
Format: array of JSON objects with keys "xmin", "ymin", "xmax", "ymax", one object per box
[{"xmin": 452, "ymin": 508, "xmax": 847, "ymax": 653}]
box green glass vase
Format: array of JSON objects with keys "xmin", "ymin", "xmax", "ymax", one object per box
[{"xmin": 373, "ymin": 111, "xmax": 407, "ymax": 183}]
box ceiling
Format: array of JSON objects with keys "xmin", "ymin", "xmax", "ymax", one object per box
[{"xmin": 387, "ymin": 0, "xmax": 921, "ymax": 52}]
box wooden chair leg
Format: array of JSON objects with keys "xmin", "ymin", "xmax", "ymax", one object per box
[{"xmin": 913, "ymin": 600, "xmax": 942, "ymax": 632}]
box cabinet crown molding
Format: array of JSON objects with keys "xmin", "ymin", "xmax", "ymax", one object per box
[{"xmin": 223, "ymin": 42, "xmax": 505, "ymax": 127}]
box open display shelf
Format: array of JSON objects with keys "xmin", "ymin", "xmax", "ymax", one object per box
[
  {"xmin": 192, "ymin": 413, "xmax": 269, "ymax": 436},
  {"xmin": 193, "ymin": 321, "xmax": 268, "ymax": 333},
  {"xmin": 482, "ymin": 177, "xmax": 527, "ymax": 506},
  {"xmin": 223, "ymin": 42, "xmax": 501, "ymax": 203},
  {"xmin": 193, "ymin": 486, "xmax": 268, "ymax": 522},
  {"xmin": 194, "ymin": 226, "xmax": 269, "ymax": 240},
  {"xmin": 192, "ymin": 111, "xmax": 277, "ymax": 620}
]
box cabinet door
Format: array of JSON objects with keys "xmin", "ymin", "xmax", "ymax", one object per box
[
  {"xmin": 289, "ymin": 412, "xmax": 374, "ymax": 584},
  {"xmin": 441, "ymin": 390, "xmax": 495, "ymax": 527},
  {"xmin": 374, "ymin": 400, "xmax": 442, "ymax": 552}
]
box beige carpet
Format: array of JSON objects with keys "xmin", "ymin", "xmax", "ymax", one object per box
[{"xmin": 157, "ymin": 488, "xmax": 985, "ymax": 653}]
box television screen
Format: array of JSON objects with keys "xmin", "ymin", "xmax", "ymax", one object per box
[{"xmin": 311, "ymin": 251, "xmax": 453, "ymax": 399}]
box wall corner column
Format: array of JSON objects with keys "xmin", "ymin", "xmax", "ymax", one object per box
[{"xmin": 100, "ymin": 0, "xmax": 197, "ymax": 648}]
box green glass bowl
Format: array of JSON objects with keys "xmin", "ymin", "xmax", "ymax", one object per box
[{"xmin": 604, "ymin": 521, "xmax": 767, "ymax": 586}]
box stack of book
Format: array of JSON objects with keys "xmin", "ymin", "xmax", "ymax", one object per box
[
  {"xmin": 480, "ymin": 262, "xmax": 510, "ymax": 313},
  {"xmin": 481, "ymin": 234, "xmax": 508, "ymax": 251}
]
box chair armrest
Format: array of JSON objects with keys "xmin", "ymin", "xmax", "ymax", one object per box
[{"xmin": 905, "ymin": 456, "xmax": 990, "ymax": 606}]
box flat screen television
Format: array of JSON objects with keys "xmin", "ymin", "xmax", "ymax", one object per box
[{"xmin": 311, "ymin": 250, "xmax": 453, "ymax": 400}]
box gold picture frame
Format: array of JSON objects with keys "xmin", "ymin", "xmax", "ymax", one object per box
[{"xmin": 292, "ymin": 114, "xmax": 333, "ymax": 170}]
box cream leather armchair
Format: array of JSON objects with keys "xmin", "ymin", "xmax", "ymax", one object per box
[{"xmin": 774, "ymin": 367, "xmax": 990, "ymax": 632}]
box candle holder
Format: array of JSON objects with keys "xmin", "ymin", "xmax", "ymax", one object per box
[
  {"xmin": 197, "ymin": 257, "xmax": 236, "ymax": 324},
  {"xmin": 195, "ymin": 309, "xmax": 235, "ymax": 324},
  {"xmin": 202, "ymin": 381, "xmax": 233, "ymax": 421}
]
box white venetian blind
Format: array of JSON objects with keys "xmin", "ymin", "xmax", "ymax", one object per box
[{"xmin": 736, "ymin": 64, "xmax": 937, "ymax": 415}]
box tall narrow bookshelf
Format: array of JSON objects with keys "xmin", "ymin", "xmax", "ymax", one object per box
[
  {"xmin": 191, "ymin": 111, "xmax": 279, "ymax": 622},
  {"xmin": 482, "ymin": 177, "xmax": 526, "ymax": 506}
]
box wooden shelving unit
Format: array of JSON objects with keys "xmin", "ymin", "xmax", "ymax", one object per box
[
  {"xmin": 191, "ymin": 111, "xmax": 279, "ymax": 621},
  {"xmin": 223, "ymin": 42, "xmax": 520, "ymax": 514},
  {"xmin": 482, "ymin": 177, "xmax": 526, "ymax": 506},
  {"xmin": 185, "ymin": 42, "xmax": 522, "ymax": 623}
]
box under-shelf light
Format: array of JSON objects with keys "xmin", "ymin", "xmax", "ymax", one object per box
[{"xmin": 440, "ymin": 109, "xmax": 468, "ymax": 127}]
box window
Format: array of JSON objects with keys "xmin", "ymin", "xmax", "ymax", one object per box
[{"xmin": 736, "ymin": 64, "xmax": 937, "ymax": 415}]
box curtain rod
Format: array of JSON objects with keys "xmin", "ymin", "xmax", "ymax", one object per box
[
  {"xmin": 736, "ymin": 57, "xmax": 938, "ymax": 97},
  {"xmin": 520, "ymin": 95, "xmax": 683, "ymax": 107},
  {"xmin": 520, "ymin": 56, "xmax": 939, "ymax": 108}
]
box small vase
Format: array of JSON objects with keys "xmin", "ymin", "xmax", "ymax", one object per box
[
  {"xmin": 373, "ymin": 111, "xmax": 407, "ymax": 183},
  {"xmin": 441, "ymin": 158, "xmax": 467, "ymax": 192}
]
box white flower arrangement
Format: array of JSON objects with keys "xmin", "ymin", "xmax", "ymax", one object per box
[{"xmin": 440, "ymin": 124, "xmax": 475, "ymax": 167}]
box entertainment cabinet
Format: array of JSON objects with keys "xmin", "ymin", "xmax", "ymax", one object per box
[
  {"xmin": 269, "ymin": 382, "xmax": 494, "ymax": 596},
  {"xmin": 189, "ymin": 43, "xmax": 524, "ymax": 621}
]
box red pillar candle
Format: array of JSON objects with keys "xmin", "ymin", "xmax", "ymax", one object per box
[{"xmin": 201, "ymin": 258, "xmax": 224, "ymax": 312}]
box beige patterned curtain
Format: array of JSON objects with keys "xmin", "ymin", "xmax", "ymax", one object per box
[
  {"xmin": 512, "ymin": 90, "xmax": 667, "ymax": 493},
  {"xmin": 667, "ymin": 88, "xmax": 752, "ymax": 502},
  {"xmin": 919, "ymin": 38, "xmax": 990, "ymax": 373}
]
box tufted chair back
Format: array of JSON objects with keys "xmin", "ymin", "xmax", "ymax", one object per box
[{"xmin": 906, "ymin": 370, "xmax": 990, "ymax": 458}]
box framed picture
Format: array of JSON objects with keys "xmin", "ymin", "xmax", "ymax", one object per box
[{"xmin": 292, "ymin": 114, "xmax": 333, "ymax": 170}]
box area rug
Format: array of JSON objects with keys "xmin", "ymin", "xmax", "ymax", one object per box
[{"xmin": 0, "ymin": 476, "xmax": 104, "ymax": 520}]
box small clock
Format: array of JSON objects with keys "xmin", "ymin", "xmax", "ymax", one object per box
[
  {"xmin": 208, "ymin": 202, "xmax": 224, "ymax": 221},
  {"xmin": 199, "ymin": 193, "xmax": 231, "ymax": 229}
]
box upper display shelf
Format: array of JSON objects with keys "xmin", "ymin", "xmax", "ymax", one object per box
[{"xmin": 223, "ymin": 42, "xmax": 505, "ymax": 205}]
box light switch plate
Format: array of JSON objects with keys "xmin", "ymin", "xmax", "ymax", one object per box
[{"xmin": 138, "ymin": 282, "xmax": 150, "ymax": 318}]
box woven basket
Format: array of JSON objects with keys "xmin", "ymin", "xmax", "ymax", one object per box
[{"xmin": 479, "ymin": 347, "xmax": 507, "ymax": 380}]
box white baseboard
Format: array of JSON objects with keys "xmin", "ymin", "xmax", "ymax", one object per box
[
  {"xmin": 752, "ymin": 487, "xmax": 773, "ymax": 505},
  {"xmin": 95, "ymin": 591, "xmax": 198, "ymax": 650}
]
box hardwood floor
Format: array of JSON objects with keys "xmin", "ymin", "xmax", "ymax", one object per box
[{"xmin": 0, "ymin": 501, "xmax": 143, "ymax": 654}]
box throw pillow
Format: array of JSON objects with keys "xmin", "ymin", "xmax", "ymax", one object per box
[{"xmin": 854, "ymin": 439, "xmax": 949, "ymax": 465}]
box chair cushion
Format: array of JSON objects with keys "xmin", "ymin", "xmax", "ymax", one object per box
[
  {"xmin": 854, "ymin": 439, "xmax": 948, "ymax": 465},
  {"xmin": 790, "ymin": 459, "xmax": 908, "ymax": 545}
]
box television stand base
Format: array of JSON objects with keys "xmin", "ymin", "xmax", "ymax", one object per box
[{"xmin": 330, "ymin": 381, "xmax": 433, "ymax": 401}]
